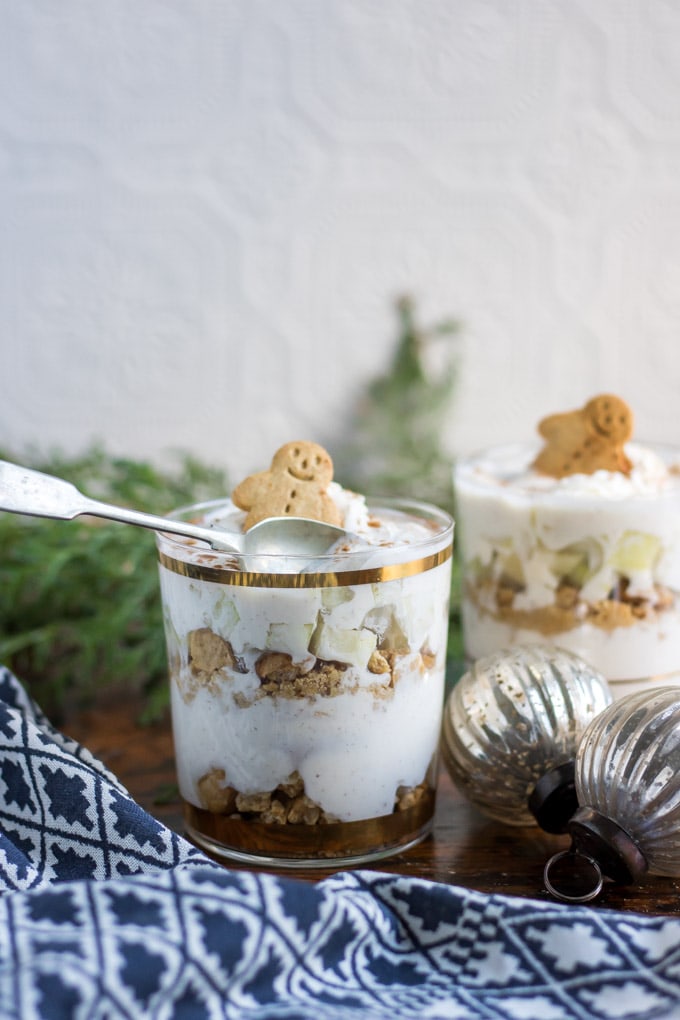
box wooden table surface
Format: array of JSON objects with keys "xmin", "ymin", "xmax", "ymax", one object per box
[{"xmin": 64, "ymin": 694, "xmax": 680, "ymax": 916}]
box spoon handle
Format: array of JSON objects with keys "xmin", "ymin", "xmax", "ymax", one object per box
[
  {"xmin": 0, "ymin": 460, "xmax": 237, "ymax": 551},
  {"xmin": 75, "ymin": 495, "xmax": 236, "ymax": 550}
]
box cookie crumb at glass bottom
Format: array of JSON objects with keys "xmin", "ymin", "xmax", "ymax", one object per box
[{"xmin": 183, "ymin": 789, "xmax": 436, "ymax": 869}]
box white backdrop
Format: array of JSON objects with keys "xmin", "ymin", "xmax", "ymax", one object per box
[{"xmin": 1, "ymin": 0, "xmax": 679, "ymax": 485}]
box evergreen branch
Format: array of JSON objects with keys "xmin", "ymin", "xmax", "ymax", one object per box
[{"xmin": 0, "ymin": 447, "xmax": 228, "ymax": 721}]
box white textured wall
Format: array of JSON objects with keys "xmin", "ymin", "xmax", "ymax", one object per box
[{"xmin": 1, "ymin": 1, "xmax": 679, "ymax": 483}]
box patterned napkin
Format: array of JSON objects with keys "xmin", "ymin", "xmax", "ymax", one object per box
[{"xmin": 0, "ymin": 665, "xmax": 679, "ymax": 1020}]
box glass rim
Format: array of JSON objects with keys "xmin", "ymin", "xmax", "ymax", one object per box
[{"xmin": 155, "ymin": 495, "xmax": 454, "ymax": 587}]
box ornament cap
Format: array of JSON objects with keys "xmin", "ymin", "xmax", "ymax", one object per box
[
  {"xmin": 567, "ymin": 806, "xmax": 648, "ymax": 884},
  {"xmin": 528, "ymin": 761, "xmax": 578, "ymax": 834}
]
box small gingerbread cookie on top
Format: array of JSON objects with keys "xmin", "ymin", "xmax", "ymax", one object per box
[
  {"xmin": 532, "ymin": 394, "xmax": 634, "ymax": 478},
  {"xmin": 232, "ymin": 440, "xmax": 343, "ymax": 531}
]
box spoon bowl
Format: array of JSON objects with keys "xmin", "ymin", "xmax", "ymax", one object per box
[
  {"xmin": 240, "ymin": 516, "xmax": 348, "ymax": 557},
  {"xmin": 0, "ymin": 460, "xmax": 352, "ymax": 558}
]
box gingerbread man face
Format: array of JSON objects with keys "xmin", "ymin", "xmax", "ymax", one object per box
[
  {"xmin": 231, "ymin": 440, "xmax": 343, "ymax": 531},
  {"xmin": 270, "ymin": 442, "xmax": 334, "ymax": 487},
  {"xmin": 585, "ymin": 395, "xmax": 632, "ymax": 443},
  {"xmin": 532, "ymin": 394, "xmax": 633, "ymax": 479}
]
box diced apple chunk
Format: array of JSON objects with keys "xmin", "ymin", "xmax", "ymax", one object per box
[
  {"xmin": 361, "ymin": 605, "xmax": 409, "ymax": 652},
  {"xmin": 321, "ymin": 588, "xmax": 355, "ymax": 609},
  {"xmin": 308, "ymin": 615, "xmax": 377, "ymax": 668},
  {"xmin": 498, "ymin": 551, "xmax": 525, "ymax": 587},
  {"xmin": 551, "ymin": 538, "xmax": 603, "ymax": 588},
  {"xmin": 265, "ymin": 622, "xmax": 314, "ymax": 661},
  {"xmin": 213, "ymin": 593, "xmax": 240, "ymax": 635},
  {"xmin": 611, "ymin": 531, "xmax": 662, "ymax": 573}
]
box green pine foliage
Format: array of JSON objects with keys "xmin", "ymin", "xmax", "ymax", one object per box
[
  {"xmin": 0, "ymin": 447, "xmax": 228, "ymax": 721},
  {"xmin": 334, "ymin": 295, "xmax": 459, "ymax": 516},
  {"xmin": 333, "ymin": 296, "xmax": 464, "ymax": 676}
]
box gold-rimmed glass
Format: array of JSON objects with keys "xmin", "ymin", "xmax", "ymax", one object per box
[{"xmin": 156, "ymin": 497, "xmax": 453, "ymax": 867}]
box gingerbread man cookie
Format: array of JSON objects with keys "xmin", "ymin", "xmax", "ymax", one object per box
[
  {"xmin": 532, "ymin": 394, "xmax": 633, "ymax": 478},
  {"xmin": 232, "ymin": 440, "xmax": 343, "ymax": 531}
]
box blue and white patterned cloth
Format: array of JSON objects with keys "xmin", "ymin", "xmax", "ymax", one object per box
[{"xmin": 0, "ymin": 665, "xmax": 679, "ymax": 1020}]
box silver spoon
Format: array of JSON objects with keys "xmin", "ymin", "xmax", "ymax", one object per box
[{"xmin": 0, "ymin": 460, "xmax": 350, "ymax": 557}]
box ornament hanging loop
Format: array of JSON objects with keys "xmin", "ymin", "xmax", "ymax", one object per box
[{"xmin": 544, "ymin": 847, "xmax": 604, "ymax": 904}]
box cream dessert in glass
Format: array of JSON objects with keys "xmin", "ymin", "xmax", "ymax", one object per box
[
  {"xmin": 454, "ymin": 396, "xmax": 680, "ymax": 696},
  {"xmin": 156, "ymin": 441, "xmax": 453, "ymax": 867}
]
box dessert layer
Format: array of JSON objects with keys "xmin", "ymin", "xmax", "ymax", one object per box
[
  {"xmin": 158, "ymin": 498, "xmax": 452, "ymax": 832},
  {"xmin": 455, "ymin": 441, "xmax": 680, "ymax": 678}
]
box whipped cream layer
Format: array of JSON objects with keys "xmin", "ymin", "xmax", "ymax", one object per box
[
  {"xmin": 454, "ymin": 442, "xmax": 680, "ymax": 682},
  {"xmin": 177, "ymin": 486, "xmax": 444, "ymax": 575},
  {"xmin": 459, "ymin": 442, "xmax": 674, "ymax": 500},
  {"xmin": 156, "ymin": 495, "xmax": 453, "ymax": 845}
]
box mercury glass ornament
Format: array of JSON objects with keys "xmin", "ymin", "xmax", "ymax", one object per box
[
  {"xmin": 441, "ymin": 645, "xmax": 612, "ymax": 831},
  {"xmin": 558, "ymin": 686, "xmax": 680, "ymax": 889}
]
